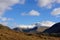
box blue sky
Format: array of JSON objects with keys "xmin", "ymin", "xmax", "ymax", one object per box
[{"xmin": 0, "ymin": 0, "xmax": 60, "ymax": 28}]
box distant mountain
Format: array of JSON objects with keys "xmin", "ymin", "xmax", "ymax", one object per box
[
  {"xmin": 43, "ymin": 22, "xmax": 60, "ymax": 33},
  {"xmin": 13, "ymin": 23, "xmax": 50, "ymax": 33},
  {"xmin": 13, "ymin": 26, "xmax": 38, "ymax": 33}
]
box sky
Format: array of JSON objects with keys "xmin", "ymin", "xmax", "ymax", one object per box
[{"xmin": 0, "ymin": 0, "xmax": 60, "ymax": 28}]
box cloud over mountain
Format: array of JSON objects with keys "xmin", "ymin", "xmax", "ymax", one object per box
[
  {"xmin": 15, "ymin": 21, "xmax": 55, "ymax": 29},
  {"xmin": 40, "ymin": 21, "xmax": 55, "ymax": 27},
  {"xmin": 17, "ymin": 25, "xmax": 36, "ymax": 29}
]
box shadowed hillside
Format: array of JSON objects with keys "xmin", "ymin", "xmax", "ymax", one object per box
[
  {"xmin": 0, "ymin": 24, "xmax": 60, "ymax": 40},
  {"xmin": 43, "ymin": 22, "xmax": 60, "ymax": 33}
]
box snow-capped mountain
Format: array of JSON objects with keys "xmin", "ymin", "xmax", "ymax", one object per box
[{"xmin": 13, "ymin": 21, "xmax": 55, "ymax": 33}]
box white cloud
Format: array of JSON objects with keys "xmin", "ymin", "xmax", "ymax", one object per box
[
  {"xmin": 51, "ymin": 8, "xmax": 60, "ymax": 16},
  {"xmin": 56, "ymin": 0, "xmax": 60, "ymax": 3},
  {"xmin": 0, "ymin": 17, "xmax": 14, "ymax": 21},
  {"xmin": 0, "ymin": 0, "xmax": 25, "ymax": 16},
  {"xmin": 29, "ymin": 10, "xmax": 40, "ymax": 16},
  {"xmin": 17, "ymin": 24, "xmax": 36, "ymax": 29},
  {"xmin": 19, "ymin": 0, "xmax": 25, "ymax": 4},
  {"xmin": 37, "ymin": 0, "xmax": 60, "ymax": 8},
  {"xmin": 37, "ymin": 0, "xmax": 51, "ymax": 8},
  {"xmin": 21, "ymin": 10, "xmax": 40, "ymax": 16},
  {"xmin": 0, "ymin": 0, "xmax": 19, "ymax": 16},
  {"xmin": 40, "ymin": 21, "xmax": 55, "ymax": 27},
  {"xmin": 0, "ymin": 22, "xmax": 8, "ymax": 26},
  {"xmin": 0, "ymin": 17, "xmax": 14, "ymax": 28}
]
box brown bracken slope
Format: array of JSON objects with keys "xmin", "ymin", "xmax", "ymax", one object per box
[{"xmin": 0, "ymin": 24, "xmax": 60, "ymax": 40}]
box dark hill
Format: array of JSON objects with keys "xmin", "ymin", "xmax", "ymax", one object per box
[{"xmin": 43, "ymin": 22, "xmax": 60, "ymax": 33}]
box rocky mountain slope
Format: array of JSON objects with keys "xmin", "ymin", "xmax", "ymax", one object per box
[{"xmin": 13, "ymin": 23, "xmax": 49, "ymax": 33}]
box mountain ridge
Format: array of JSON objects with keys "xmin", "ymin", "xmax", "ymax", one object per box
[{"xmin": 43, "ymin": 22, "xmax": 60, "ymax": 33}]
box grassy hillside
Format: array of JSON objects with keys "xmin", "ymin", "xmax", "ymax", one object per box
[{"xmin": 0, "ymin": 24, "xmax": 60, "ymax": 40}]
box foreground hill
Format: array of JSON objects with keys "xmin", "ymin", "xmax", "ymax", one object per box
[{"xmin": 0, "ymin": 24, "xmax": 60, "ymax": 40}]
